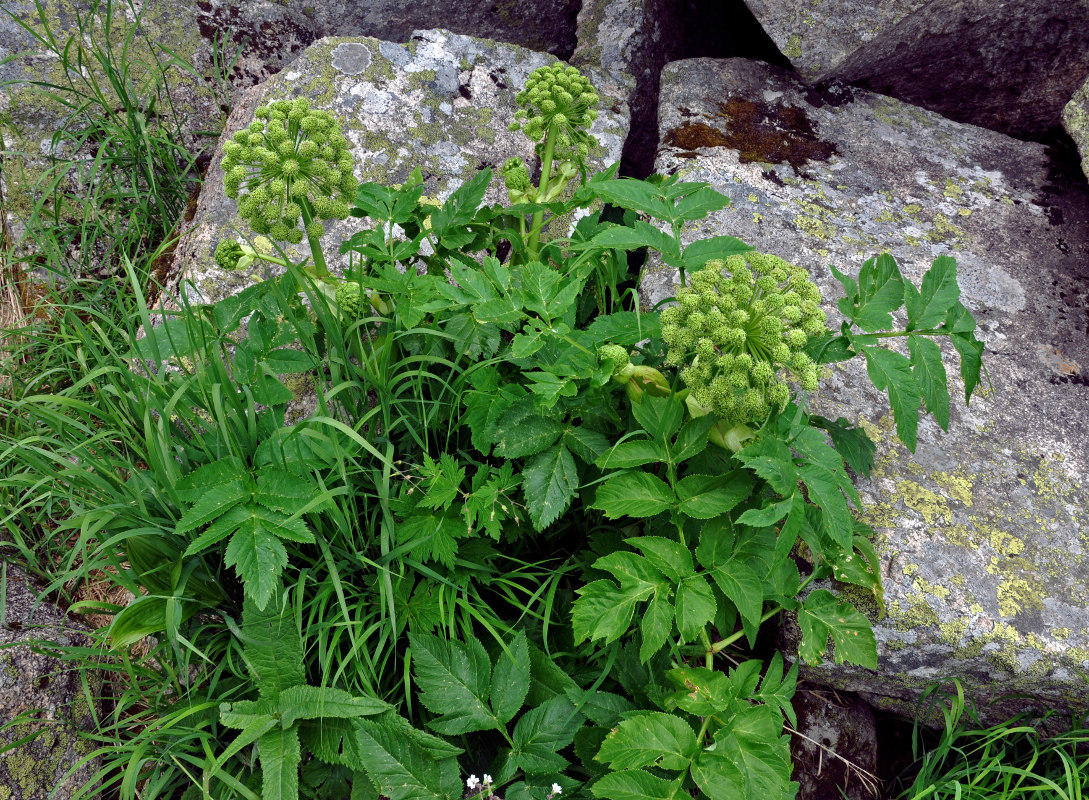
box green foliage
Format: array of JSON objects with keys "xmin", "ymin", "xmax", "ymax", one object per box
[
  {"xmin": 815, "ymin": 253, "xmax": 986, "ymax": 451},
  {"xmin": 895, "ymin": 681, "xmax": 1089, "ymax": 800},
  {"xmin": 0, "ymin": 41, "xmax": 990, "ymax": 800}
]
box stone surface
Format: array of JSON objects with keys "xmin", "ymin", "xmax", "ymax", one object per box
[
  {"xmin": 166, "ymin": 29, "xmax": 629, "ymax": 307},
  {"xmin": 790, "ymin": 688, "xmax": 879, "ymax": 800},
  {"xmin": 644, "ymin": 57, "xmax": 1089, "ymax": 720},
  {"xmin": 1062, "ymin": 76, "xmax": 1089, "ymax": 184},
  {"xmin": 572, "ymin": 0, "xmax": 679, "ymax": 173},
  {"xmin": 0, "ymin": 566, "xmax": 101, "ymax": 800},
  {"xmin": 743, "ymin": 0, "xmax": 1089, "ymax": 137}
]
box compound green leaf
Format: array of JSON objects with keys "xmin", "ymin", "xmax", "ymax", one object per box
[
  {"xmin": 670, "ymin": 414, "xmax": 717, "ymax": 463},
  {"xmin": 908, "ymin": 335, "xmax": 950, "ymax": 431},
  {"xmin": 596, "ymin": 712, "xmax": 698, "ymax": 771},
  {"xmin": 491, "ymin": 397, "xmax": 564, "ymax": 459},
  {"xmin": 262, "ymin": 348, "xmax": 316, "ymax": 374},
  {"xmin": 680, "ymin": 236, "xmax": 751, "ymax": 270},
  {"xmin": 665, "ymin": 666, "xmax": 737, "ymax": 716},
  {"xmin": 632, "ymin": 394, "xmax": 685, "ymax": 443},
  {"xmin": 639, "ymin": 590, "xmax": 674, "ymax": 664},
  {"xmin": 861, "ymin": 345, "xmax": 922, "ymax": 451},
  {"xmin": 627, "ymin": 536, "xmax": 694, "ymax": 580},
  {"xmin": 906, "ymin": 255, "xmax": 960, "ymax": 331},
  {"xmin": 592, "ymin": 472, "xmax": 674, "ymax": 518},
  {"xmin": 596, "ymin": 439, "xmax": 668, "ymax": 470},
  {"xmin": 241, "ymin": 591, "xmax": 304, "ymax": 696},
  {"xmin": 797, "ymin": 589, "xmax": 877, "ymax": 668},
  {"xmin": 592, "ymin": 770, "xmax": 683, "ymax": 800},
  {"xmin": 672, "ymin": 185, "xmax": 731, "ymax": 222},
  {"xmin": 716, "ymin": 705, "xmax": 795, "ymax": 800},
  {"xmin": 675, "ymin": 472, "xmax": 751, "ymax": 519},
  {"xmin": 509, "ymin": 695, "xmax": 582, "ymax": 774},
  {"xmin": 710, "ymin": 558, "xmax": 763, "ymax": 630},
  {"xmin": 353, "ymin": 717, "xmax": 461, "ymax": 800},
  {"xmin": 523, "ymin": 443, "xmax": 578, "ymax": 531},
  {"xmin": 754, "ymin": 652, "xmax": 798, "ymax": 728},
  {"xmin": 690, "ymin": 751, "xmax": 746, "ymax": 800},
  {"xmin": 675, "ymin": 576, "xmax": 716, "ymax": 643},
  {"xmin": 810, "ymin": 416, "xmax": 876, "ymax": 478},
  {"xmin": 849, "ymin": 253, "xmax": 905, "ymax": 332},
  {"xmin": 490, "ymin": 632, "xmax": 531, "ymax": 726},
  {"xmin": 409, "ymin": 633, "xmax": 498, "ymax": 735},
  {"xmin": 797, "ymin": 463, "xmax": 854, "ymax": 550},
  {"xmin": 175, "ymin": 456, "xmax": 248, "ymax": 501},
  {"xmin": 735, "ymin": 438, "xmax": 797, "ymax": 496},
  {"xmin": 255, "ymin": 469, "xmax": 323, "ymax": 515},
  {"xmin": 258, "ymin": 725, "xmax": 301, "ymax": 800},
  {"xmin": 573, "ymin": 580, "xmax": 644, "ymax": 645},
  {"xmin": 175, "ymin": 481, "xmax": 248, "ymax": 536},
  {"xmin": 563, "ymin": 424, "xmax": 611, "ymax": 465},
  {"xmin": 226, "ymin": 520, "xmax": 289, "ymax": 611},
  {"xmin": 277, "ymin": 685, "xmax": 389, "ymax": 728},
  {"xmin": 951, "ymin": 330, "xmax": 985, "ymax": 404}
]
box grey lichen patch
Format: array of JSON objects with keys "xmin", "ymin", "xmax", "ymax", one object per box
[{"xmin": 331, "ymin": 42, "xmax": 372, "ymax": 75}]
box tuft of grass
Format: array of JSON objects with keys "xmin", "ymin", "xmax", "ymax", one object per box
[
  {"xmin": 0, "ymin": 0, "xmax": 227, "ymax": 295},
  {"xmin": 897, "ymin": 680, "xmax": 1089, "ymax": 800}
]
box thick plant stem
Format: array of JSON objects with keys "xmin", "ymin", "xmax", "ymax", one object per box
[
  {"xmin": 527, "ymin": 123, "xmax": 558, "ymax": 260},
  {"xmin": 299, "ymin": 197, "xmax": 328, "ymax": 278}
]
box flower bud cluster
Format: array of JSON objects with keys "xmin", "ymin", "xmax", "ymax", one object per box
[
  {"xmin": 502, "ymin": 157, "xmax": 532, "ymax": 203},
  {"xmin": 509, "ymin": 63, "xmax": 599, "ymax": 161},
  {"xmin": 661, "ymin": 252, "xmax": 828, "ymax": 426},
  {"xmin": 221, "ymin": 98, "xmax": 356, "ymax": 245},
  {"xmin": 334, "ymin": 281, "xmax": 363, "ymax": 318}
]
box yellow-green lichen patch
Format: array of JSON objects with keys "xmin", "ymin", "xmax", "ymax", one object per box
[
  {"xmin": 942, "ymin": 178, "xmax": 964, "ymax": 199},
  {"xmin": 888, "ymin": 592, "xmax": 940, "ymax": 631},
  {"xmin": 995, "ymin": 575, "xmax": 1045, "ymax": 618},
  {"xmin": 784, "ymin": 33, "xmax": 803, "ymax": 60},
  {"xmin": 897, "ymin": 479, "xmax": 951, "ymax": 525},
  {"xmin": 913, "ymin": 577, "xmax": 951, "ymax": 600},
  {"xmin": 933, "ymin": 471, "xmax": 974, "ymax": 506}
]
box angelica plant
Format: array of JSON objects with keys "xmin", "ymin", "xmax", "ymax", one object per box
[
  {"xmin": 221, "ymin": 97, "xmax": 356, "ymax": 278},
  {"xmin": 661, "ymin": 251, "xmax": 827, "ymax": 445},
  {"xmin": 508, "ymin": 62, "xmax": 600, "ymax": 256}
]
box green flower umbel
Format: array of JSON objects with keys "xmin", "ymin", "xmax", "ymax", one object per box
[
  {"xmin": 509, "ymin": 63, "xmax": 600, "ymax": 257},
  {"xmin": 221, "ymin": 98, "xmax": 356, "ymax": 277},
  {"xmin": 662, "ymin": 252, "xmax": 828, "ymax": 427},
  {"xmin": 510, "ymin": 63, "xmax": 599, "ymax": 164}
]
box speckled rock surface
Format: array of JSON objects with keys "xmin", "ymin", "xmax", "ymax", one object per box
[
  {"xmin": 0, "ymin": 566, "xmax": 101, "ymax": 800},
  {"xmin": 572, "ymin": 0, "xmax": 677, "ymax": 173},
  {"xmin": 1062, "ymin": 76, "xmax": 1089, "ymax": 184},
  {"xmin": 644, "ymin": 57, "xmax": 1089, "ymax": 720},
  {"xmin": 744, "ymin": 0, "xmax": 1089, "ymax": 137},
  {"xmin": 167, "ymin": 29, "xmax": 628, "ymax": 307}
]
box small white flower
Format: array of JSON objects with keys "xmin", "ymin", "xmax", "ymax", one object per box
[
  {"xmin": 551, "ymin": 784, "xmax": 563, "ymax": 795},
  {"xmin": 483, "ymin": 775, "xmax": 493, "ymax": 785},
  {"xmin": 467, "ymin": 776, "xmax": 481, "ymax": 791}
]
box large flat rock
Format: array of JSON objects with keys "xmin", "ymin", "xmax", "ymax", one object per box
[
  {"xmin": 168, "ymin": 29, "xmax": 628, "ymax": 306},
  {"xmin": 643, "ymin": 57, "xmax": 1089, "ymax": 720},
  {"xmin": 744, "ymin": 0, "xmax": 1089, "ymax": 137}
]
